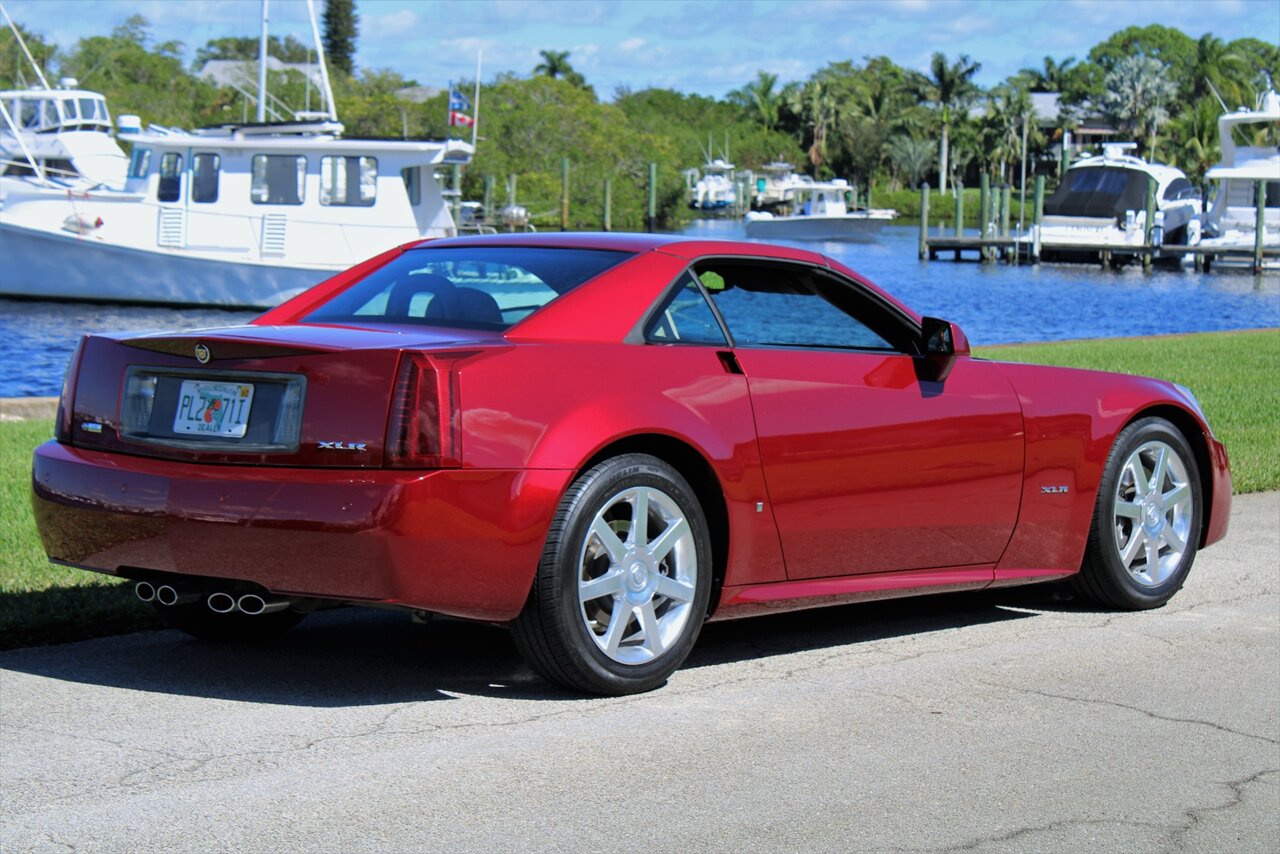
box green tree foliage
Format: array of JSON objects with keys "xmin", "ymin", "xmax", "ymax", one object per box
[
  {"xmin": 0, "ymin": 24, "xmax": 56, "ymax": 89},
  {"xmin": 727, "ymin": 70, "xmax": 783, "ymax": 131},
  {"xmin": 322, "ymin": 0, "xmax": 358, "ymax": 76},
  {"xmin": 912, "ymin": 52, "xmax": 981, "ymax": 195},
  {"xmin": 1228, "ymin": 38, "xmax": 1280, "ymax": 95},
  {"xmin": 194, "ymin": 34, "xmax": 313, "ymax": 69},
  {"xmin": 1101, "ymin": 55, "xmax": 1178, "ymax": 159},
  {"xmin": 57, "ymin": 15, "xmax": 225, "ymax": 128},
  {"xmin": 532, "ymin": 50, "xmax": 589, "ymax": 91}
]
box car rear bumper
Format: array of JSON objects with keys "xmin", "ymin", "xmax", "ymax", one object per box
[
  {"xmin": 1204, "ymin": 437, "xmax": 1231, "ymax": 547},
  {"xmin": 32, "ymin": 440, "xmax": 571, "ymax": 622}
]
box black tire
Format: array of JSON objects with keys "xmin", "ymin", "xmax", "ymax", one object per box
[
  {"xmin": 154, "ymin": 600, "xmax": 306, "ymax": 642},
  {"xmin": 512, "ymin": 454, "xmax": 713, "ymax": 695},
  {"xmin": 1073, "ymin": 416, "xmax": 1203, "ymax": 610}
]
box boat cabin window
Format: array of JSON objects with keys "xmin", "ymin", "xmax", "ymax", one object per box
[
  {"xmin": 129, "ymin": 148, "xmax": 151, "ymax": 179},
  {"xmin": 19, "ymin": 100, "xmax": 38, "ymax": 127},
  {"xmin": 40, "ymin": 99, "xmax": 58, "ymax": 128},
  {"xmin": 401, "ymin": 167, "xmax": 421, "ymax": 205},
  {"xmin": 157, "ymin": 153, "xmax": 183, "ymax": 202},
  {"xmin": 78, "ymin": 98, "xmax": 96, "ymax": 122},
  {"xmin": 320, "ymin": 156, "xmax": 377, "ymax": 207},
  {"xmin": 192, "ymin": 153, "xmax": 220, "ymax": 203},
  {"xmin": 251, "ymin": 154, "xmax": 306, "ymax": 205},
  {"xmin": 1163, "ymin": 179, "xmax": 1199, "ymax": 203},
  {"xmin": 61, "ymin": 98, "xmax": 77, "ymax": 120}
]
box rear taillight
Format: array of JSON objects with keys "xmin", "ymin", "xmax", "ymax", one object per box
[
  {"xmin": 55, "ymin": 337, "xmax": 87, "ymax": 443},
  {"xmin": 384, "ymin": 353, "xmax": 462, "ymax": 468}
]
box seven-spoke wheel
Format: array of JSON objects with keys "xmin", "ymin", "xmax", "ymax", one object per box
[
  {"xmin": 1076, "ymin": 417, "xmax": 1202, "ymax": 609},
  {"xmin": 513, "ymin": 454, "xmax": 712, "ymax": 695}
]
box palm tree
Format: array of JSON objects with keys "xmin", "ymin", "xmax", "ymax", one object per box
[
  {"xmin": 1021, "ymin": 56, "xmax": 1076, "ymax": 93},
  {"xmin": 983, "ymin": 85, "xmax": 1039, "ymax": 184},
  {"xmin": 888, "ymin": 135, "xmax": 933, "ymax": 190},
  {"xmin": 534, "ymin": 50, "xmax": 573, "ymax": 79},
  {"xmin": 788, "ymin": 79, "xmax": 843, "ymax": 174},
  {"xmin": 734, "ymin": 70, "xmax": 782, "ymax": 131},
  {"xmin": 1189, "ymin": 34, "xmax": 1250, "ymax": 109},
  {"xmin": 1101, "ymin": 55, "xmax": 1177, "ymax": 160},
  {"xmin": 1167, "ymin": 96, "xmax": 1221, "ymax": 182},
  {"xmin": 915, "ymin": 52, "xmax": 982, "ymax": 195}
]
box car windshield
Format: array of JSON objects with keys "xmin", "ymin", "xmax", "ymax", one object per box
[{"xmin": 304, "ymin": 246, "xmax": 633, "ymax": 330}]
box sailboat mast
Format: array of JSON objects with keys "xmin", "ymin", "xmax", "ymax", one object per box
[
  {"xmin": 304, "ymin": 0, "xmax": 338, "ymax": 122},
  {"xmin": 257, "ymin": 0, "xmax": 269, "ymax": 123}
]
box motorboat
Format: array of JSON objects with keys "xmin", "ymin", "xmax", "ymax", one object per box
[
  {"xmin": 0, "ymin": 79, "xmax": 128, "ymax": 195},
  {"xmin": 749, "ymin": 160, "xmax": 800, "ymax": 210},
  {"xmin": 1194, "ymin": 89, "xmax": 1279, "ymax": 269},
  {"xmin": 743, "ymin": 178, "xmax": 896, "ymax": 241},
  {"xmin": 688, "ymin": 157, "xmax": 737, "ymax": 211},
  {"xmin": 1034, "ymin": 143, "xmax": 1202, "ymax": 258},
  {"xmin": 0, "ymin": 2, "xmax": 473, "ymax": 308}
]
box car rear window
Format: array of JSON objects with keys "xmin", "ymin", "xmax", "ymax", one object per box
[{"xmin": 303, "ymin": 246, "xmax": 633, "ymax": 330}]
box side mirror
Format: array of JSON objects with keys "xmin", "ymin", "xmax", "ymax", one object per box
[{"xmin": 918, "ymin": 316, "xmax": 970, "ymax": 382}]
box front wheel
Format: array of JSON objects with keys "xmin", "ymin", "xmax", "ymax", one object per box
[
  {"xmin": 512, "ymin": 454, "xmax": 713, "ymax": 695},
  {"xmin": 1074, "ymin": 417, "xmax": 1203, "ymax": 609}
]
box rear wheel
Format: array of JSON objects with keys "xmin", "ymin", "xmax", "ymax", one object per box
[
  {"xmin": 154, "ymin": 600, "xmax": 306, "ymax": 642},
  {"xmin": 1074, "ymin": 417, "xmax": 1202, "ymax": 609},
  {"xmin": 512, "ymin": 454, "xmax": 713, "ymax": 695}
]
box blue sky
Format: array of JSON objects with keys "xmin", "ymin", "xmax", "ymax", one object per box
[{"xmin": 7, "ymin": 0, "xmax": 1280, "ymax": 98}]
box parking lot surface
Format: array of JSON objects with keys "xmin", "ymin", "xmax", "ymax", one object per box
[{"xmin": 2, "ymin": 492, "xmax": 1276, "ymax": 852}]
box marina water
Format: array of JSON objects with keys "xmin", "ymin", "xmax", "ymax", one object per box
[{"xmin": 2, "ymin": 222, "xmax": 1277, "ymax": 398}]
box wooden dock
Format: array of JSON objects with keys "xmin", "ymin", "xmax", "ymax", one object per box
[{"xmin": 916, "ymin": 176, "xmax": 1277, "ymax": 274}]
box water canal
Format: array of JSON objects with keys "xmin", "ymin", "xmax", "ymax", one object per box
[{"xmin": 1, "ymin": 223, "xmax": 1277, "ymax": 397}]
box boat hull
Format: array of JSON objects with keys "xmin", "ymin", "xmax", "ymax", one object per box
[
  {"xmin": 0, "ymin": 222, "xmax": 333, "ymax": 309},
  {"xmin": 743, "ymin": 215, "xmax": 889, "ymax": 242}
]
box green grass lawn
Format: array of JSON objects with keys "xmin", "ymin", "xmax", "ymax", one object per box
[{"xmin": 1, "ymin": 327, "xmax": 1275, "ymax": 649}]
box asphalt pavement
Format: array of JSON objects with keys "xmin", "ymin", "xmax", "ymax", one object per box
[{"xmin": 2, "ymin": 492, "xmax": 1277, "ymax": 853}]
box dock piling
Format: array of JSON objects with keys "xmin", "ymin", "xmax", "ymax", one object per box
[
  {"xmin": 1032, "ymin": 175, "xmax": 1044, "ymax": 264},
  {"xmin": 603, "ymin": 178, "xmax": 612, "ymax": 232},
  {"xmin": 483, "ymin": 175, "xmax": 494, "ymax": 223},
  {"xmin": 1256, "ymin": 181, "xmax": 1266, "ymax": 273},
  {"xmin": 1143, "ymin": 178, "xmax": 1156, "ymax": 271},
  {"xmin": 999, "ymin": 184, "xmax": 1011, "ymax": 261},
  {"xmin": 919, "ymin": 183, "xmax": 931, "ymax": 261},
  {"xmin": 647, "ymin": 162, "xmax": 657, "ymax": 233}
]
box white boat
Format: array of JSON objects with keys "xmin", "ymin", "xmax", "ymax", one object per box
[
  {"xmin": 1195, "ymin": 89, "xmax": 1279, "ymax": 268},
  {"xmin": 688, "ymin": 157, "xmax": 737, "ymax": 211},
  {"xmin": 1, "ymin": 79, "xmax": 128, "ymax": 195},
  {"xmin": 749, "ymin": 160, "xmax": 800, "ymax": 210},
  {"xmin": 0, "ymin": 1, "xmax": 473, "ymax": 309},
  {"xmin": 1033, "ymin": 143, "xmax": 1202, "ymax": 257},
  {"xmin": 743, "ymin": 178, "xmax": 896, "ymax": 241}
]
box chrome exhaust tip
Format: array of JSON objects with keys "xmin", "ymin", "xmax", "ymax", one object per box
[
  {"xmin": 207, "ymin": 592, "xmax": 237, "ymax": 614},
  {"xmin": 237, "ymin": 594, "xmax": 290, "ymax": 616},
  {"xmin": 134, "ymin": 581, "xmax": 157, "ymax": 603}
]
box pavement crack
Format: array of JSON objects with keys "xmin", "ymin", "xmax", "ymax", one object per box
[
  {"xmin": 1169, "ymin": 768, "xmax": 1280, "ymax": 852},
  {"xmin": 935, "ymin": 817, "xmax": 1170, "ymax": 852},
  {"xmin": 979, "ymin": 681, "xmax": 1280, "ymax": 746}
]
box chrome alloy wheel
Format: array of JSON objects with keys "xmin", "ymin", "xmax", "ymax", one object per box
[
  {"xmin": 577, "ymin": 486, "xmax": 698, "ymax": 665},
  {"xmin": 1112, "ymin": 439, "xmax": 1195, "ymax": 587}
]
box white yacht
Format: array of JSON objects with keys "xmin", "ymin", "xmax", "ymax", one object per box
[
  {"xmin": 743, "ymin": 178, "xmax": 896, "ymax": 241},
  {"xmin": 1195, "ymin": 89, "xmax": 1279, "ymax": 268},
  {"xmin": 1, "ymin": 80, "xmax": 128, "ymax": 194},
  {"xmin": 0, "ymin": 1, "xmax": 473, "ymax": 309},
  {"xmin": 688, "ymin": 157, "xmax": 737, "ymax": 211},
  {"xmin": 749, "ymin": 160, "xmax": 800, "ymax": 210},
  {"xmin": 1034, "ymin": 143, "xmax": 1202, "ymax": 258}
]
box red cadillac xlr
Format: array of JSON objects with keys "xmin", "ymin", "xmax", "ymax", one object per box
[{"xmin": 32, "ymin": 234, "xmax": 1231, "ymax": 694}]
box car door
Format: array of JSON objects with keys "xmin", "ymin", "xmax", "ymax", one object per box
[{"xmin": 697, "ymin": 258, "xmax": 1025, "ymax": 579}]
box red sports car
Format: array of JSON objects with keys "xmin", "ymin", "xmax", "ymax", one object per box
[{"xmin": 32, "ymin": 234, "xmax": 1231, "ymax": 694}]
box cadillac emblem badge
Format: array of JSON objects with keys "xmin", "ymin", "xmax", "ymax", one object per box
[{"xmin": 194, "ymin": 343, "xmax": 211, "ymax": 364}]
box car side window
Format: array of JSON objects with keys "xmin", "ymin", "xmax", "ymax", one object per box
[
  {"xmin": 696, "ymin": 260, "xmax": 915, "ymax": 353},
  {"xmin": 645, "ymin": 273, "xmax": 728, "ymax": 346}
]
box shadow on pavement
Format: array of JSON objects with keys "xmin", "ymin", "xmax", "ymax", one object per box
[{"xmin": 0, "ymin": 584, "xmax": 1083, "ymax": 707}]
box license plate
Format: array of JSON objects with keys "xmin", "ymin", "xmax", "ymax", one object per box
[{"xmin": 173, "ymin": 380, "xmax": 254, "ymax": 438}]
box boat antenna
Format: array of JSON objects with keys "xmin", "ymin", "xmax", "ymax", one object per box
[
  {"xmin": 304, "ymin": 0, "xmax": 339, "ymax": 122},
  {"xmin": 0, "ymin": 1, "xmax": 52, "ymax": 90},
  {"xmin": 256, "ymin": 0, "xmax": 269, "ymax": 122},
  {"xmin": 1204, "ymin": 78, "xmax": 1229, "ymax": 113},
  {"xmin": 471, "ymin": 49, "xmax": 482, "ymax": 149}
]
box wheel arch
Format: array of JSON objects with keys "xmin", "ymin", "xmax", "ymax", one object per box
[
  {"xmin": 1121, "ymin": 404, "xmax": 1216, "ymax": 547},
  {"xmin": 577, "ymin": 433, "xmax": 730, "ymax": 616}
]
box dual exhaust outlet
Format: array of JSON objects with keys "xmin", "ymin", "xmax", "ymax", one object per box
[{"xmin": 134, "ymin": 582, "xmax": 290, "ymax": 616}]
